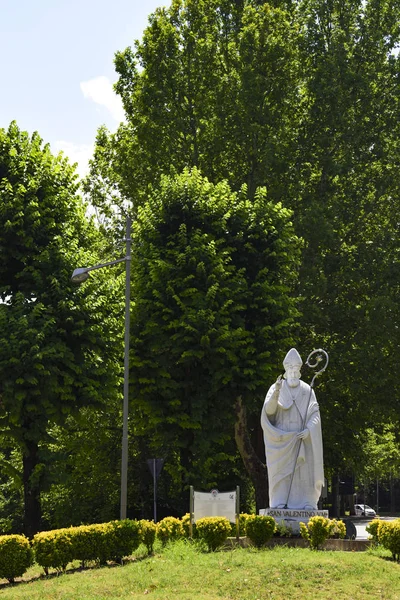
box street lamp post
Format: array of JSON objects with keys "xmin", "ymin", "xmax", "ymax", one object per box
[{"xmin": 71, "ymin": 216, "xmax": 131, "ymax": 520}]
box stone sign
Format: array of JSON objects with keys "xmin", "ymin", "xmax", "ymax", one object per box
[
  {"xmin": 193, "ymin": 489, "xmax": 237, "ymax": 523},
  {"xmin": 259, "ymin": 507, "xmax": 329, "ymax": 533}
]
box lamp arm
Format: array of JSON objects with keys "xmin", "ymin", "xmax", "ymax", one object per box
[{"xmin": 86, "ymin": 256, "xmax": 130, "ymax": 273}]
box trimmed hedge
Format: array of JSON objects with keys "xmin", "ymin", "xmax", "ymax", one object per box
[
  {"xmin": 182, "ymin": 513, "xmax": 254, "ymax": 540},
  {"xmin": 156, "ymin": 517, "xmax": 184, "ymax": 546},
  {"xmin": 68, "ymin": 524, "xmax": 105, "ymax": 565},
  {"xmin": 32, "ymin": 519, "xmax": 141, "ymax": 573},
  {"xmin": 300, "ymin": 516, "xmax": 346, "ymax": 550},
  {"xmin": 376, "ymin": 519, "xmax": 400, "ymax": 561},
  {"xmin": 0, "ymin": 534, "xmax": 33, "ymax": 582},
  {"xmin": 182, "ymin": 513, "xmax": 197, "ymax": 538},
  {"xmin": 330, "ymin": 519, "xmax": 346, "ymax": 539},
  {"xmin": 32, "ymin": 528, "xmax": 74, "ymax": 573},
  {"xmin": 245, "ymin": 515, "xmax": 276, "ymax": 547},
  {"xmin": 139, "ymin": 520, "xmax": 157, "ymax": 555},
  {"xmin": 231, "ymin": 513, "xmax": 252, "ymax": 537},
  {"xmin": 195, "ymin": 517, "xmax": 232, "ymax": 551},
  {"xmin": 365, "ymin": 518, "xmax": 382, "ymax": 544},
  {"xmin": 109, "ymin": 519, "xmax": 141, "ymax": 562}
]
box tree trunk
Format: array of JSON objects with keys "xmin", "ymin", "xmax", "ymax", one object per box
[
  {"xmin": 23, "ymin": 438, "xmax": 42, "ymax": 538},
  {"xmin": 331, "ymin": 472, "xmax": 340, "ymax": 518},
  {"xmin": 234, "ymin": 395, "xmax": 269, "ymax": 511},
  {"xmin": 340, "ymin": 494, "xmax": 346, "ymax": 516},
  {"xmin": 390, "ymin": 474, "xmax": 396, "ymax": 514},
  {"xmin": 348, "ymin": 493, "xmax": 355, "ymax": 516}
]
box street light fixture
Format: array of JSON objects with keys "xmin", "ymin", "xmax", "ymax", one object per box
[
  {"xmin": 71, "ymin": 216, "xmax": 132, "ymax": 520},
  {"xmin": 71, "ymin": 257, "xmax": 127, "ymax": 284}
]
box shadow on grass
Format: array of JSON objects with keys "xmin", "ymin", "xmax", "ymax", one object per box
[
  {"xmin": 0, "ymin": 553, "xmax": 155, "ymax": 590},
  {"xmin": 380, "ymin": 555, "xmax": 400, "ymax": 564}
]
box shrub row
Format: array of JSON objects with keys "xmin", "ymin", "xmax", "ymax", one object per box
[
  {"xmin": 32, "ymin": 519, "xmax": 141, "ymax": 573},
  {"xmin": 155, "ymin": 514, "xmax": 277, "ymax": 550},
  {"xmin": 0, "ymin": 520, "xmax": 144, "ymax": 582},
  {"xmin": 155, "ymin": 514, "xmax": 349, "ymax": 551},
  {"xmin": 366, "ymin": 518, "xmax": 400, "ymax": 560},
  {"xmin": 156, "ymin": 514, "xmax": 242, "ymax": 551},
  {"xmin": 0, "ymin": 512, "xmax": 352, "ymax": 581},
  {"xmin": 0, "ymin": 513, "xmax": 244, "ymax": 580}
]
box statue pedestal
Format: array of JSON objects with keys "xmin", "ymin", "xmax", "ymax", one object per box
[{"xmin": 259, "ymin": 507, "xmax": 329, "ymax": 534}]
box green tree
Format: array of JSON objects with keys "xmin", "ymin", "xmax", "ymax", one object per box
[
  {"xmin": 292, "ymin": 0, "xmax": 400, "ymax": 484},
  {"xmin": 86, "ymin": 0, "xmax": 400, "ymax": 500},
  {"xmin": 356, "ymin": 424, "xmax": 400, "ymax": 512},
  {"xmin": 0, "ymin": 443, "xmax": 23, "ymax": 534},
  {"xmin": 86, "ymin": 0, "xmax": 301, "ymax": 213},
  {"xmin": 130, "ymin": 169, "xmax": 300, "ymax": 508},
  {"xmin": 0, "ymin": 122, "xmax": 122, "ymax": 536},
  {"xmin": 40, "ymin": 406, "xmax": 122, "ymax": 529}
]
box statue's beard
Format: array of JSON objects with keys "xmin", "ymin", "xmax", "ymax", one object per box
[{"xmin": 287, "ymin": 377, "xmax": 300, "ymax": 388}]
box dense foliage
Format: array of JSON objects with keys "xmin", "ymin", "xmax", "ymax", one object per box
[
  {"xmin": 130, "ymin": 169, "xmax": 300, "ymax": 508},
  {"xmin": 1, "ymin": 0, "xmax": 399, "ymax": 528},
  {"xmin": 85, "ymin": 0, "xmax": 400, "ymax": 510},
  {"xmin": 0, "ymin": 122, "xmax": 122, "ymax": 535},
  {"xmin": 40, "ymin": 408, "xmax": 123, "ymax": 529}
]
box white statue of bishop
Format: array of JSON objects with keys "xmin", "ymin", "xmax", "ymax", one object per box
[{"xmin": 261, "ymin": 348, "xmax": 324, "ymax": 510}]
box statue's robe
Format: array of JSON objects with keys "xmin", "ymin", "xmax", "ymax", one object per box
[{"xmin": 261, "ymin": 380, "xmax": 324, "ymax": 509}]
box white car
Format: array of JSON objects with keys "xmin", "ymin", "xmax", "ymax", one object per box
[{"xmin": 354, "ymin": 504, "xmax": 376, "ymax": 517}]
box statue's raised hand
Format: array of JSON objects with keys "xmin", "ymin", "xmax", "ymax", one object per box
[
  {"xmin": 275, "ymin": 375, "xmax": 283, "ymax": 392},
  {"xmin": 296, "ymin": 429, "xmax": 310, "ymax": 440}
]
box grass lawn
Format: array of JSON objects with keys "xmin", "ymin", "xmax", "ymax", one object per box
[{"xmin": 0, "ymin": 540, "xmax": 399, "ymax": 599}]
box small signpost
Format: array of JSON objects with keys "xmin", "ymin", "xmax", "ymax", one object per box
[
  {"xmin": 189, "ymin": 486, "xmax": 240, "ymax": 539},
  {"xmin": 146, "ymin": 458, "xmax": 164, "ymax": 523}
]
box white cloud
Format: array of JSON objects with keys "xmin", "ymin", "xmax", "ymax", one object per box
[
  {"xmin": 80, "ymin": 76, "xmax": 125, "ymax": 123},
  {"xmin": 50, "ymin": 77, "xmax": 124, "ymax": 181},
  {"xmin": 53, "ymin": 140, "xmax": 94, "ymax": 178}
]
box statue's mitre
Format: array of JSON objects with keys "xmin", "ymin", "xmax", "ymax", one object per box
[{"xmin": 283, "ymin": 348, "xmax": 302, "ymax": 368}]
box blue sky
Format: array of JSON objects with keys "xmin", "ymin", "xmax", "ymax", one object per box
[{"xmin": 1, "ymin": 0, "xmax": 169, "ymax": 175}]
